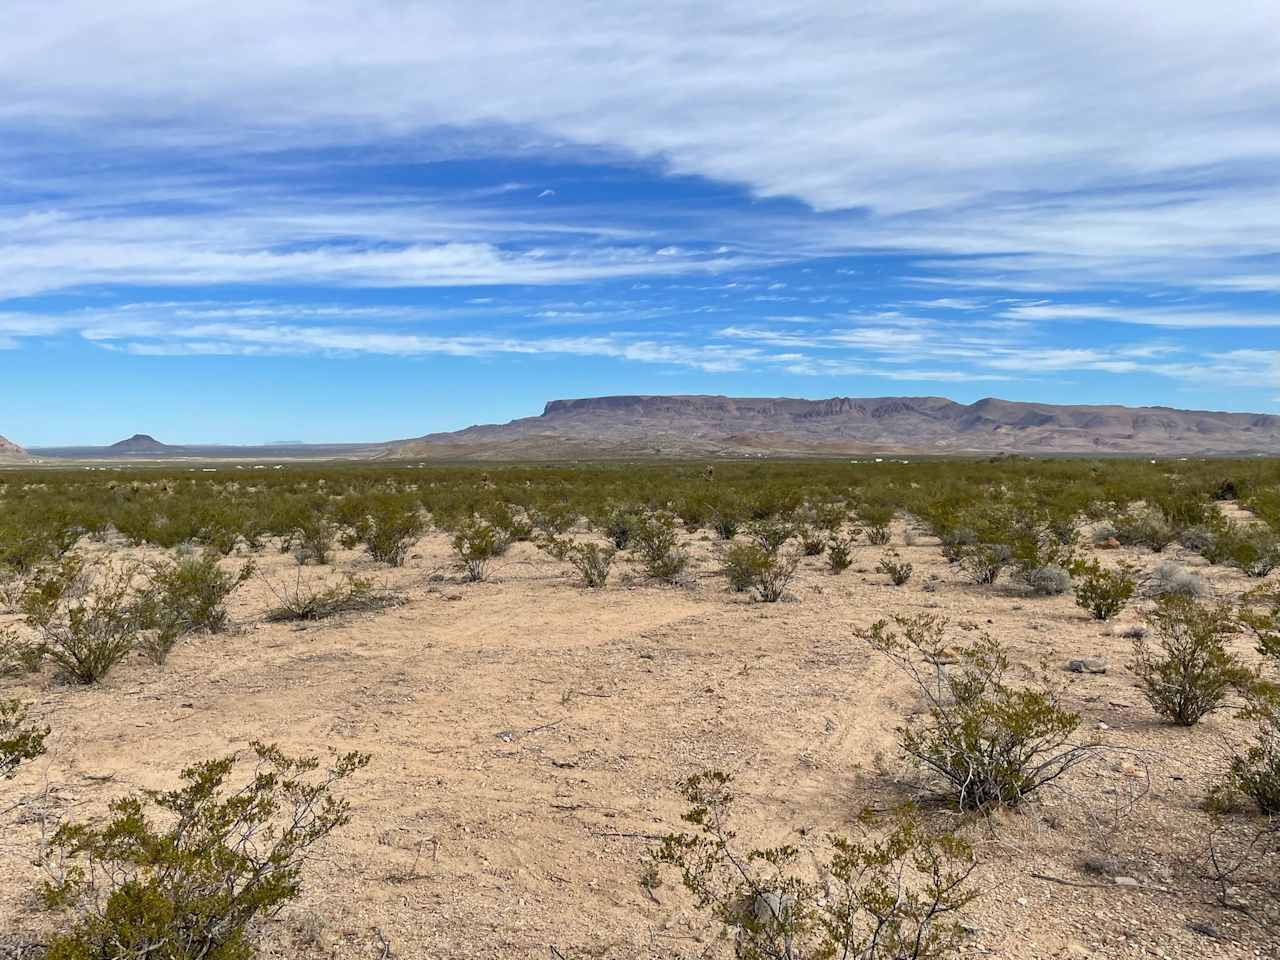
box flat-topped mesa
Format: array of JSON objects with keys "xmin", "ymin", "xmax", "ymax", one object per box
[
  {"xmin": 540, "ymin": 395, "xmax": 957, "ymax": 420},
  {"xmin": 390, "ymin": 394, "xmax": 1280, "ymax": 460}
]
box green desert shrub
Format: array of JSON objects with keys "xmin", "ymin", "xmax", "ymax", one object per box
[
  {"xmin": 39, "ymin": 743, "xmax": 369, "ymax": 960},
  {"xmin": 633, "ymin": 514, "xmax": 690, "ymax": 584},
  {"xmin": 719, "ymin": 543, "xmax": 799, "ymax": 601},
  {"xmin": 747, "ymin": 517, "xmax": 793, "ymax": 555},
  {"xmin": 565, "ymin": 542, "xmax": 616, "ymax": 588},
  {"xmin": 451, "ymin": 519, "xmax": 506, "ymax": 582},
  {"xmin": 147, "ymin": 551, "xmax": 254, "ymax": 636},
  {"xmin": 596, "ymin": 505, "xmax": 640, "ymax": 550},
  {"xmin": 657, "ymin": 772, "xmax": 977, "ymax": 960},
  {"xmin": 752, "ymin": 550, "xmax": 799, "ymax": 602},
  {"xmin": 858, "ymin": 501, "xmax": 895, "ymax": 546},
  {"xmin": 877, "ymin": 553, "xmax": 913, "ymax": 586},
  {"xmin": 1219, "ymin": 521, "xmax": 1280, "ymax": 578},
  {"xmin": 826, "ymin": 535, "xmax": 855, "ymax": 574},
  {"xmin": 860, "ymin": 614, "xmax": 1092, "ymax": 810},
  {"xmin": 288, "ymin": 511, "xmax": 337, "ymax": 566},
  {"xmin": 1071, "ymin": 560, "xmax": 1137, "ymax": 620},
  {"xmin": 720, "ymin": 541, "xmax": 770, "ymax": 593},
  {"xmin": 354, "ymin": 493, "xmax": 426, "ymax": 566},
  {"xmin": 1, "ymin": 698, "xmax": 49, "ymax": 779},
  {"xmin": 955, "ymin": 542, "xmax": 1011, "ymax": 585},
  {"xmin": 22, "ymin": 558, "xmax": 151, "ymax": 684},
  {"xmin": 0, "ymin": 626, "xmax": 44, "ymax": 676},
  {"xmin": 795, "ymin": 524, "xmax": 826, "ymax": 557},
  {"xmin": 1224, "ymin": 588, "xmax": 1280, "ymax": 813},
  {"xmin": 1131, "ymin": 595, "xmax": 1246, "ymax": 726}
]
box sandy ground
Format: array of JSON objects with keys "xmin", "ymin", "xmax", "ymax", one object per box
[{"xmin": 2, "ymin": 516, "xmax": 1279, "ymax": 959}]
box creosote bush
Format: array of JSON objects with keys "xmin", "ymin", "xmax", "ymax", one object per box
[
  {"xmin": 1111, "ymin": 505, "xmax": 1177, "ymax": 553},
  {"xmin": 147, "ymin": 550, "xmax": 254, "ymax": 636},
  {"xmin": 826, "ymin": 535, "xmax": 855, "ymax": 575},
  {"xmin": 1, "ymin": 698, "xmax": 49, "ymax": 779},
  {"xmin": 564, "ymin": 541, "xmax": 616, "ymax": 588},
  {"xmin": 1072, "ymin": 559, "xmax": 1137, "ymax": 620},
  {"xmin": 719, "ymin": 543, "xmax": 798, "ymax": 601},
  {"xmin": 955, "ymin": 543, "xmax": 1010, "ymax": 585},
  {"xmin": 632, "ymin": 513, "xmax": 690, "ymax": 584},
  {"xmin": 39, "ymin": 743, "xmax": 370, "ymax": 960},
  {"xmin": 595, "ymin": 505, "xmax": 640, "ymax": 550},
  {"xmin": 860, "ymin": 614, "xmax": 1092, "ymax": 810},
  {"xmin": 451, "ymin": 520, "xmax": 506, "ymax": 582},
  {"xmin": 859, "ymin": 503, "xmax": 894, "ymax": 546},
  {"xmin": 1131, "ymin": 595, "xmax": 1246, "ymax": 726},
  {"xmin": 351, "ymin": 493, "xmax": 426, "ymax": 566},
  {"xmin": 747, "ymin": 518, "xmax": 793, "ymax": 555},
  {"xmin": 877, "ymin": 553, "xmax": 913, "ymax": 586},
  {"xmin": 1, "ymin": 626, "xmax": 44, "ymax": 676},
  {"xmin": 1216, "ymin": 587, "xmax": 1280, "ymax": 814},
  {"xmin": 22, "ymin": 557, "xmax": 151, "ymax": 684},
  {"xmin": 656, "ymin": 772, "xmax": 977, "ymax": 960},
  {"xmin": 721, "ymin": 542, "xmax": 770, "ymax": 593}
]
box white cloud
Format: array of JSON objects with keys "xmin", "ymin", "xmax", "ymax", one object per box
[
  {"xmin": 0, "ymin": 1, "xmax": 1277, "ymax": 297},
  {"xmin": 1001, "ymin": 304, "xmax": 1280, "ymax": 328}
]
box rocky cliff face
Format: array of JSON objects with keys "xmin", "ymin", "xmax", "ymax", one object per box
[{"xmin": 388, "ymin": 395, "xmax": 1280, "ymax": 459}]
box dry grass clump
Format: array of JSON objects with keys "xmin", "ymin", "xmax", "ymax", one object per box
[{"xmin": 264, "ymin": 572, "xmax": 404, "ymax": 622}]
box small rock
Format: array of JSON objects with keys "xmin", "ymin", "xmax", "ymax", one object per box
[
  {"xmin": 1100, "ymin": 537, "xmax": 1121, "ymax": 549},
  {"xmin": 1113, "ymin": 876, "xmax": 1139, "ymax": 887},
  {"xmin": 1068, "ymin": 657, "xmax": 1108, "ymax": 674}
]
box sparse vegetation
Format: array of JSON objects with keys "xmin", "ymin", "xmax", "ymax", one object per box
[
  {"xmin": 21, "ymin": 557, "xmax": 150, "ymax": 683},
  {"xmin": 1131, "ymin": 595, "xmax": 1246, "ymax": 726},
  {"xmin": 1072, "ymin": 559, "xmax": 1137, "ymax": 620},
  {"xmin": 263, "ymin": 572, "xmax": 403, "ymax": 622},
  {"xmin": 3, "ymin": 456, "xmax": 1280, "ymax": 952},
  {"xmin": 39, "ymin": 743, "xmax": 369, "ymax": 960},
  {"xmin": 632, "ymin": 513, "xmax": 689, "ymax": 584},
  {"xmin": 451, "ymin": 519, "xmax": 506, "ymax": 582},
  {"xmin": 1, "ymin": 698, "xmax": 48, "ymax": 779},
  {"xmin": 657, "ymin": 771, "xmax": 977, "ymax": 960},
  {"xmin": 877, "ymin": 552, "xmax": 913, "ymax": 586},
  {"xmin": 826, "ymin": 534, "xmax": 855, "ymax": 574},
  {"xmin": 147, "ymin": 550, "xmax": 254, "ymax": 635},
  {"xmin": 860, "ymin": 614, "xmax": 1093, "ymax": 810}
]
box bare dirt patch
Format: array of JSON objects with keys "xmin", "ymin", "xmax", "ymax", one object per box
[{"xmin": 2, "ymin": 525, "xmax": 1276, "ymax": 958}]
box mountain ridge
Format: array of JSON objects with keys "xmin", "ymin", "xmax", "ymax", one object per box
[
  {"xmin": 0, "ymin": 435, "xmax": 30, "ymax": 461},
  {"xmin": 387, "ymin": 394, "xmax": 1280, "ymax": 459}
]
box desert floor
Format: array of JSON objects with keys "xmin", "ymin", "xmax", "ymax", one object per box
[{"xmin": 2, "ymin": 518, "xmax": 1278, "ymax": 959}]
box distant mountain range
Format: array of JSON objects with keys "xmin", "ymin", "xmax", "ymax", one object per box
[
  {"xmin": 25, "ymin": 434, "xmax": 381, "ymax": 461},
  {"xmin": 385, "ymin": 395, "xmax": 1280, "ymax": 459},
  {"xmin": 8, "ymin": 395, "xmax": 1280, "ymax": 463}
]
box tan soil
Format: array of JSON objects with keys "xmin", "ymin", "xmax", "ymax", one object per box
[{"xmin": 2, "ymin": 518, "xmax": 1278, "ymax": 959}]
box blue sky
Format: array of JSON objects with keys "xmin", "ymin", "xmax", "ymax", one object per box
[{"xmin": 3, "ymin": 2, "xmax": 1280, "ymax": 445}]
